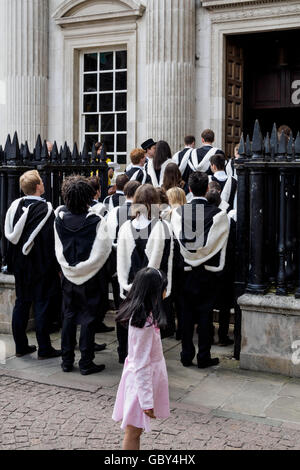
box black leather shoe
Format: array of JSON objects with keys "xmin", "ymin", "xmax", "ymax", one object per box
[
  {"xmin": 38, "ymin": 349, "xmax": 62, "ymax": 360},
  {"xmin": 197, "ymin": 357, "xmax": 220, "ymax": 369},
  {"xmin": 181, "ymin": 360, "xmax": 193, "ymax": 367},
  {"xmin": 175, "ymin": 330, "xmax": 182, "ymax": 341},
  {"xmin": 49, "ymin": 323, "xmax": 61, "ymax": 334},
  {"xmin": 218, "ymin": 338, "xmax": 234, "ymax": 347},
  {"xmin": 61, "ymin": 363, "xmax": 73, "ymax": 373},
  {"xmin": 94, "ymin": 343, "xmax": 107, "ymax": 352},
  {"xmin": 118, "ymin": 355, "xmax": 126, "ymax": 364},
  {"xmin": 95, "ymin": 323, "xmax": 115, "ymax": 333},
  {"xmin": 80, "ymin": 363, "xmax": 105, "ymax": 375},
  {"xmin": 16, "ymin": 345, "xmax": 37, "ymax": 358}
]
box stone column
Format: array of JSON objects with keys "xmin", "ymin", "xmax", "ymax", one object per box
[
  {"xmin": 146, "ymin": 0, "xmax": 195, "ymax": 153},
  {"xmin": 0, "ymin": 0, "xmax": 49, "ymax": 149}
]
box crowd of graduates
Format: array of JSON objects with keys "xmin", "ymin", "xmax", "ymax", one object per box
[{"xmin": 4, "ymin": 128, "xmax": 238, "ymax": 375}]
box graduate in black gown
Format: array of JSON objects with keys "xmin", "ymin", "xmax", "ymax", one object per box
[
  {"xmin": 107, "ymin": 180, "xmax": 141, "ymax": 363},
  {"xmin": 206, "ymin": 188, "xmax": 236, "ymax": 346},
  {"xmin": 5, "ymin": 170, "xmax": 61, "ymax": 359},
  {"xmin": 209, "ymin": 153, "xmax": 237, "ymax": 212},
  {"xmin": 188, "ymin": 129, "xmax": 225, "ymax": 175},
  {"xmin": 116, "ymin": 184, "xmax": 174, "ymax": 359},
  {"xmin": 54, "ymin": 176, "xmax": 112, "ymax": 375},
  {"xmin": 162, "ymin": 162, "xmax": 189, "ymax": 195},
  {"xmin": 172, "ymin": 135, "xmax": 196, "ymax": 184},
  {"xmin": 125, "ymin": 148, "xmax": 152, "ymax": 185},
  {"xmin": 88, "ymin": 175, "xmax": 108, "ymax": 217},
  {"xmin": 170, "ymin": 172, "xmax": 230, "ymax": 368},
  {"xmin": 103, "ymin": 174, "xmax": 129, "ymax": 211},
  {"xmin": 147, "ymin": 141, "xmax": 174, "ymax": 188}
]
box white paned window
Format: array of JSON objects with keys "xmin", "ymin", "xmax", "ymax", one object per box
[{"xmin": 82, "ymin": 50, "xmax": 127, "ymax": 164}]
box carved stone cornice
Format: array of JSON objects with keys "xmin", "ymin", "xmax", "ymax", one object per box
[
  {"xmin": 202, "ymin": 0, "xmax": 296, "ymax": 10},
  {"xmin": 209, "ymin": 2, "xmax": 300, "ymax": 22}
]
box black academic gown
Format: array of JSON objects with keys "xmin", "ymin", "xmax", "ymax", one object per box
[
  {"xmin": 125, "ymin": 167, "xmax": 152, "ymax": 185},
  {"xmin": 7, "ymin": 199, "xmax": 60, "ymax": 301}
]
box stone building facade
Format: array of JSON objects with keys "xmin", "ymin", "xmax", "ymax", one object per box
[{"xmin": 0, "ymin": 0, "xmax": 299, "ymax": 164}]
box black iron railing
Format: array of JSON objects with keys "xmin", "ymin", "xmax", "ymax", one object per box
[
  {"xmin": 235, "ymin": 120, "xmax": 300, "ymax": 300},
  {"xmin": 0, "ymin": 132, "xmax": 109, "ymax": 267}
]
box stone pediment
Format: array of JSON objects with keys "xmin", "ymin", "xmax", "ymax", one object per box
[
  {"xmin": 202, "ymin": 0, "xmax": 292, "ymax": 9},
  {"xmin": 53, "ymin": 0, "xmax": 145, "ymax": 27}
]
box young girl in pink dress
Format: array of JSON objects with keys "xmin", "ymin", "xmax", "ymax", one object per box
[{"xmin": 112, "ymin": 267, "xmax": 170, "ymax": 450}]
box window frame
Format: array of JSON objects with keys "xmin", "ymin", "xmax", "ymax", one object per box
[{"xmin": 80, "ymin": 48, "xmax": 128, "ymax": 163}]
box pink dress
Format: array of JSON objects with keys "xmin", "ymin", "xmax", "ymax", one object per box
[{"xmin": 112, "ymin": 319, "xmax": 170, "ymax": 432}]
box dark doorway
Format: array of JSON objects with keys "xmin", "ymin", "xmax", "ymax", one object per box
[{"xmin": 225, "ymin": 29, "xmax": 300, "ymax": 157}]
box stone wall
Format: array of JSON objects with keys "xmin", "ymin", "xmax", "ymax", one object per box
[{"xmin": 239, "ymin": 294, "xmax": 300, "ymax": 378}]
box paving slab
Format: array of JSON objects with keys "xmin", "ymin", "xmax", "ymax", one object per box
[
  {"xmin": 278, "ymin": 379, "xmax": 300, "ymax": 398},
  {"xmin": 220, "ymin": 380, "xmax": 284, "ymax": 417},
  {"xmin": 265, "ymin": 397, "xmax": 300, "ymax": 424},
  {"xmin": 179, "ymin": 371, "xmax": 247, "ymax": 409}
]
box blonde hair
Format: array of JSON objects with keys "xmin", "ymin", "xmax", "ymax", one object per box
[
  {"xmin": 130, "ymin": 148, "xmax": 146, "ymax": 166},
  {"xmin": 20, "ymin": 170, "xmax": 42, "ymax": 196},
  {"xmin": 166, "ymin": 187, "xmax": 187, "ymax": 208}
]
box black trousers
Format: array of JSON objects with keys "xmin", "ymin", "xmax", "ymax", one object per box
[
  {"xmin": 12, "ymin": 297, "xmax": 53, "ymax": 356},
  {"xmin": 97, "ymin": 251, "xmax": 120, "ymax": 324},
  {"xmin": 115, "ymin": 295, "xmax": 128, "ymax": 361},
  {"xmin": 181, "ymin": 269, "xmax": 216, "ymax": 365},
  {"xmin": 218, "ymin": 309, "xmax": 231, "ymax": 341},
  {"xmin": 61, "ymin": 272, "xmax": 106, "ymax": 369},
  {"xmin": 171, "ymin": 267, "xmax": 185, "ymax": 336},
  {"xmin": 117, "ymin": 322, "xmax": 128, "ymax": 361}
]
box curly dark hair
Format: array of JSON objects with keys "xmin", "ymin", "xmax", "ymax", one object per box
[{"xmin": 61, "ymin": 175, "xmax": 94, "ymax": 215}]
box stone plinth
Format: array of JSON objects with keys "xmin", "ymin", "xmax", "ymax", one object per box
[
  {"xmin": 0, "ymin": 274, "xmax": 34, "ymax": 334},
  {"xmin": 239, "ymin": 293, "xmax": 300, "ymax": 378}
]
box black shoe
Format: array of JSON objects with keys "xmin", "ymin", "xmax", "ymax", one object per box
[
  {"xmin": 118, "ymin": 355, "xmax": 126, "ymax": 364},
  {"xmin": 197, "ymin": 357, "xmax": 220, "ymax": 369},
  {"xmin": 218, "ymin": 338, "xmax": 234, "ymax": 347},
  {"xmin": 181, "ymin": 360, "xmax": 193, "ymax": 367},
  {"xmin": 94, "ymin": 343, "xmax": 107, "ymax": 352},
  {"xmin": 95, "ymin": 323, "xmax": 115, "ymax": 333},
  {"xmin": 16, "ymin": 345, "xmax": 37, "ymax": 358},
  {"xmin": 80, "ymin": 363, "xmax": 105, "ymax": 375},
  {"xmin": 61, "ymin": 363, "xmax": 73, "ymax": 373},
  {"xmin": 38, "ymin": 348, "xmax": 62, "ymax": 360},
  {"xmin": 49, "ymin": 323, "xmax": 61, "ymax": 334},
  {"xmin": 175, "ymin": 330, "xmax": 182, "ymax": 341}
]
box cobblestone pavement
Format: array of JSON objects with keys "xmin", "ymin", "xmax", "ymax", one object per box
[{"xmin": 1, "ymin": 375, "xmax": 300, "ymax": 450}]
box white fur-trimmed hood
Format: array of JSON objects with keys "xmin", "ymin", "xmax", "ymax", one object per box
[
  {"xmin": 171, "ymin": 207, "xmax": 230, "ymax": 272},
  {"xmin": 5, "ymin": 198, "xmax": 53, "ymax": 255}
]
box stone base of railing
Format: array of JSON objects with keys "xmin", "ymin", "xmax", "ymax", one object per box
[
  {"xmin": 0, "ymin": 274, "xmax": 34, "ymax": 334},
  {"xmin": 238, "ymin": 293, "xmax": 300, "ymax": 378}
]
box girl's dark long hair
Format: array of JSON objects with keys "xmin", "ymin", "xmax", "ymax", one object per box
[
  {"xmin": 153, "ymin": 140, "xmax": 172, "ymax": 171},
  {"xmin": 163, "ymin": 162, "xmax": 184, "ymax": 191},
  {"xmin": 116, "ymin": 267, "xmax": 168, "ymax": 329}
]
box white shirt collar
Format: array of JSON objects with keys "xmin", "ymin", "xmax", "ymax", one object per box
[
  {"xmin": 191, "ymin": 196, "xmax": 207, "ymax": 202},
  {"xmin": 24, "ymin": 195, "xmax": 45, "ymax": 202},
  {"xmin": 214, "ymin": 171, "xmax": 227, "ymax": 181},
  {"xmin": 116, "ymin": 190, "xmax": 124, "ymax": 195}
]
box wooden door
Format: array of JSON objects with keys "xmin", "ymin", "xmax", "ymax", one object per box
[{"xmin": 226, "ymin": 38, "xmax": 244, "ymax": 158}]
